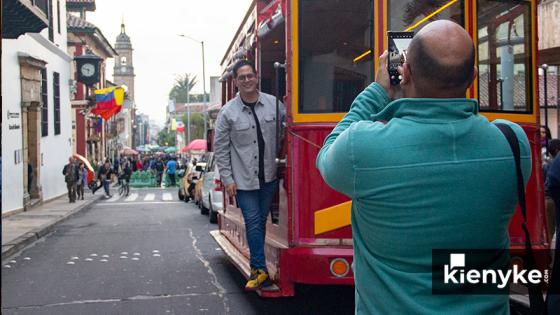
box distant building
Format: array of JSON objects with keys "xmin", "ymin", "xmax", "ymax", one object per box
[
  {"xmin": 2, "ymin": 0, "xmax": 72, "ymax": 214},
  {"xmin": 112, "ymin": 21, "xmax": 136, "ymax": 152},
  {"xmin": 66, "ymin": 2, "xmax": 117, "ymax": 164},
  {"xmin": 135, "ymin": 113, "xmax": 150, "ymax": 147}
]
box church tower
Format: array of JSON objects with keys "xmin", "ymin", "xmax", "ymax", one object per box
[{"xmin": 113, "ymin": 21, "xmax": 134, "ymax": 99}]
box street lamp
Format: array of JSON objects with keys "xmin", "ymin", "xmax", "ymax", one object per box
[{"xmin": 178, "ymin": 34, "xmax": 208, "ymax": 140}]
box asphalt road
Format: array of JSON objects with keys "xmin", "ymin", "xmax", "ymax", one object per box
[{"xmin": 2, "ymin": 187, "xmax": 355, "ymax": 315}]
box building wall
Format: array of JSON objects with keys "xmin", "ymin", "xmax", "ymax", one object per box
[
  {"xmin": 538, "ymin": 0, "xmax": 560, "ymax": 51},
  {"xmin": 2, "ymin": 21, "xmax": 72, "ymax": 214}
]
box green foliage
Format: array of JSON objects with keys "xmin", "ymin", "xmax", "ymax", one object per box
[
  {"xmin": 157, "ymin": 129, "xmax": 176, "ymax": 146},
  {"xmin": 182, "ymin": 112, "xmax": 205, "ymax": 140},
  {"xmin": 169, "ymin": 73, "xmax": 197, "ymax": 103},
  {"xmin": 186, "ymin": 93, "xmax": 210, "ymax": 103}
]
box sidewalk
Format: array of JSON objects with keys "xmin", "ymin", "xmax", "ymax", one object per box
[{"xmin": 2, "ymin": 192, "xmax": 102, "ymax": 261}]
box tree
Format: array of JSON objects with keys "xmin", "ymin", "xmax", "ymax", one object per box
[
  {"xmin": 186, "ymin": 93, "xmax": 210, "ymax": 103},
  {"xmin": 182, "ymin": 112, "xmax": 205, "ymax": 140},
  {"xmin": 157, "ymin": 129, "xmax": 176, "ymax": 147},
  {"xmin": 169, "ymin": 73, "xmax": 197, "ymax": 103}
]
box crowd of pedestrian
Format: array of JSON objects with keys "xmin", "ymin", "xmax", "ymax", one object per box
[{"xmin": 62, "ymin": 153, "xmax": 190, "ymax": 202}]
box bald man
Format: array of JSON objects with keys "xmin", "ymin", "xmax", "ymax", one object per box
[{"xmin": 317, "ymin": 20, "xmax": 531, "ymax": 314}]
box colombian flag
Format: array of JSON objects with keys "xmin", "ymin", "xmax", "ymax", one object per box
[{"xmin": 91, "ymin": 87, "xmax": 124, "ymax": 120}]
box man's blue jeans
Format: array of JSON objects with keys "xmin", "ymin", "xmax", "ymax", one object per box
[{"xmin": 236, "ymin": 180, "xmax": 277, "ymax": 271}]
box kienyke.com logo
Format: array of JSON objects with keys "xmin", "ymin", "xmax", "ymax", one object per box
[{"xmin": 444, "ymin": 253, "xmax": 549, "ymax": 289}]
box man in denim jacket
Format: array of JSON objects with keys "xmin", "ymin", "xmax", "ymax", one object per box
[{"xmin": 214, "ymin": 59, "xmax": 285, "ymax": 291}]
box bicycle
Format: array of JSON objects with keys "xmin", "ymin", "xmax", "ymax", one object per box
[{"xmin": 118, "ymin": 177, "xmax": 130, "ymax": 196}]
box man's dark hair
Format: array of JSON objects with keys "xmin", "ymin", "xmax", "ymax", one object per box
[
  {"xmin": 232, "ymin": 59, "xmax": 256, "ymax": 78},
  {"xmin": 549, "ymin": 139, "xmax": 560, "ymax": 157},
  {"xmin": 408, "ymin": 36, "xmax": 475, "ymax": 90}
]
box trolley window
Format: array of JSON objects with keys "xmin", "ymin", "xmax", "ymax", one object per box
[
  {"xmin": 477, "ymin": 0, "xmax": 532, "ymax": 113},
  {"xmin": 388, "ymin": 0, "xmax": 464, "ymax": 33},
  {"xmin": 299, "ymin": 0, "xmax": 374, "ymax": 113}
]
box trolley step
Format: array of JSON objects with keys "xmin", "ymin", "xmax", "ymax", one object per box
[{"xmin": 210, "ymin": 230, "xmax": 283, "ymax": 297}]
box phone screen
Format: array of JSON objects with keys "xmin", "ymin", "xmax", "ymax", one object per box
[{"xmin": 387, "ymin": 31, "xmax": 414, "ymax": 85}]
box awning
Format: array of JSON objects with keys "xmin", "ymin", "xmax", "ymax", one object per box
[
  {"xmin": 181, "ymin": 139, "xmax": 207, "ymax": 153},
  {"xmin": 257, "ymin": 0, "xmax": 284, "ymax": 39}
]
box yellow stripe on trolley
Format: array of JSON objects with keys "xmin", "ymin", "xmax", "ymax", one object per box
[
  {"xmin": 314, "ymin": 201, "xmax": 352, "ymax": 235},
  {"xmin": 404, "ymin": 0, "xmax": 459, "ymax": 32}
]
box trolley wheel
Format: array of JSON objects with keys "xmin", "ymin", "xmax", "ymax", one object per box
[
  {"xmin": 209, "ymin": 196, "xmax": 217, "ymax": 223},
  {"xmin": 200, "ymin": 200, "xmax": 209, "ymax": 215}
]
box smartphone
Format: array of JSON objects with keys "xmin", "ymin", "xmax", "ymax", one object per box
[{"xmin": 387, "ymin": 31, "xmax": 414, "ymax": 85}]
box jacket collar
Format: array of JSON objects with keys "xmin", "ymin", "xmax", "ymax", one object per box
[
  {"xmin": 235, "ymin": 91, "xmax": 264, "ymax": 111},
  {"xmin": 371, "ymin": 98, "xmax": 479, "ymax": 123}
]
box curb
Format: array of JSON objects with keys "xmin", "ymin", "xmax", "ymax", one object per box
[{"xmin": 1, "ymin": 195, "xmax": 103, "ymax": 262}]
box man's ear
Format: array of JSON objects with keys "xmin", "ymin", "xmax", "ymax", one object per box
[
  {"xmin": 399, "ymin": 63, "xmax": 411, "ymax": 86},
  {"xmin": 466, "ymin": 66, "xmax": 478, "ymax": 90},
  {"xmin": 472, "ymin": 66, "xmax": 478, "ymax": 82}
]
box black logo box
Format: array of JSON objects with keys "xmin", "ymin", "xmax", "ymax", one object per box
[{"xmin": 431, "ymin": 249, "xmax": 558, "ymax": 295}]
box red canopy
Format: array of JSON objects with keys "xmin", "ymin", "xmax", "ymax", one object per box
[{"xmin": 181, "ymin": 139, "xmax": 207, "ymax": 153}]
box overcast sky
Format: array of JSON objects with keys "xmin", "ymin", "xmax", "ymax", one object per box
[{"xmin": 87, "ymin": 0, "xmax": 252, "ymax": 125}]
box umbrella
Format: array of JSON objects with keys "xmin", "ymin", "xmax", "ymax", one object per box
[
  {"xmin": 73, "ymin": 154, "xmax": 95, "ymax": 186},
  {"xmin": 121, "ymin": 147, "xmax": 139, "ymax": 155},
  {"xmin": 164, "ymin": 147, "xmax": 177, "ymax": 153},
  {"xmin": 181, "ymin": 139, "xmax": 207, "ymax": 153},
  {"xmin": 73, "ymin": 154, "xmax": 94, "ymax": 172}
]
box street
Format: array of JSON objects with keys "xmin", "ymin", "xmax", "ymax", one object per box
[{"xmin": 1, "ymin": 187, "xmax": 354, "ymax": 315}]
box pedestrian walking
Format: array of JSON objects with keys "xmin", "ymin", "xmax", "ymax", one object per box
[
  {"xmin": 165, "ymin": 157, "xmax": 177, "ymax": 187},
  {"xmin": 136, "ymin": 158, "xmax": 143, "ymax": 171},
  {"xmin": 155, "ymin": 157, "xmax": 165, "ymax": 187},
  {"xmin": 76, "ymin": 162, "xmax": 88, "ymax": 200},
  {"xmin": 316, "ymin": 20, "xmax": 531, "ymax": 314},
  {"xmin": 62, "ymin": 157, "xmax": 79, "ymax": 203},
  {"xmin": 214, "ymin": 59, "xmax": 285, "ymax": 290},
  {"xmin": 92, "ymin": 160, "xmax": 113, "ymax": 197}
]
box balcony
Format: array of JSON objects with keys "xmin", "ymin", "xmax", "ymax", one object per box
[{"xmin": 2, "ymin": 0, "xmax": 49, "ymax": 39}]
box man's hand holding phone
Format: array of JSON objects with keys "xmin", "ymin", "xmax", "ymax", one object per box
[{"xmin": 375, "ymin": 50, "xmax": 402, "ymax": 99}]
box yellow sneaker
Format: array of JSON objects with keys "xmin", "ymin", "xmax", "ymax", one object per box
[{"xmin": 245, "ymin": 269, "xmax": 271, "ymax": 291}]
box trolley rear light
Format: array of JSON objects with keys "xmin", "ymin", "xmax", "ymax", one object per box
[
  {"xmin": 214, "ymin": 179, "xmax": 222, "ymax": 191},
  {"xmin": 330, "ymin": 258, "xmax": 350, "ymax": 277}
]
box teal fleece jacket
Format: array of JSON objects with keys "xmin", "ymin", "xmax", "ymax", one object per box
[{"xmin": 316, "ymin": 83, "xmax": 531, "ymax": 315}]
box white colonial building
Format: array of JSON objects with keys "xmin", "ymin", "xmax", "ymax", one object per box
[{"xmin": 2, "ymin": 0, "xmax": 73, "ymax": 215}]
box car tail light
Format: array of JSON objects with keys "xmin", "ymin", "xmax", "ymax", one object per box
[{"xmin": 214, "ymin": 179, "xmax": 222, "ymax": 191}]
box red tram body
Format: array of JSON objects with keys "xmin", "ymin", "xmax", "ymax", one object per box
[{"xmin": 211, "ymin": 0, "xmax": 549, "ymax": 297}]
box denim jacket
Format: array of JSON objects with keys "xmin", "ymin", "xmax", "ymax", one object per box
[{"xmin": 214, "ymin": 92, "xmax": 285, "ymax": 190}]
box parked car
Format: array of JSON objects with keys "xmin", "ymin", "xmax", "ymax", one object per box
[
  {"xmin": 199, "ymin": 153, "xmax": 223, "ymax": 223},
  {"xmin": 178, "ymin": 160, "xmax": 206, "ymax": 202}
]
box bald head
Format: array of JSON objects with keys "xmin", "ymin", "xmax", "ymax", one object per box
[{"xmin": 406, "ymin": 20, "xmax": 475, "ymax": 97}]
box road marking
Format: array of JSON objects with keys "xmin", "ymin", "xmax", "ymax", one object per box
[
  {"xmin": 144, "ymin": 193, "xmax": 155, "ymax": 201},
  {"xmin": 125, "ymin": 193, "xmax": 138, "ymax": 202},
  {"xmin": 162, "ymin": 193, "xmax": 173, "ymax": 201},
  {"xmin": 97, "ymin": 201, "xmax": 183, "ymax": 206},
  {"xmin": 106, "ymin": 194, "xmax": 121, "ymax": 202}
]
